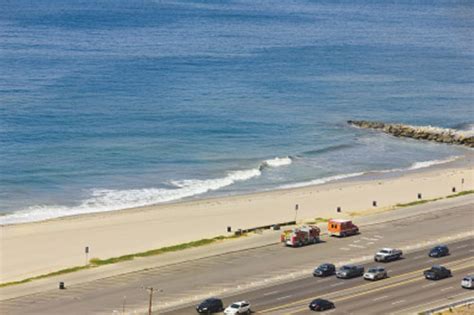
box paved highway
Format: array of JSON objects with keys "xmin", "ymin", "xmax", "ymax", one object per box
[
  {"xmin": 163, "ymin": 238, "xmax": 473, "ymax": 314},
  {"xmin": 0, "ymin": 201, "xmax": 472, "ymax": 314}
]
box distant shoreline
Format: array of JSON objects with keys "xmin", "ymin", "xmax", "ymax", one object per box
[{"xmin": 1, "ymin": 151, "xmax": 472, "ymax": 226}]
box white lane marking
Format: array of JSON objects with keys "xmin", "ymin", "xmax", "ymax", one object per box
[
  {"xmin": 340, "ymin": 247, "xmax": 351, "ymax": 251},
  {"xmin": 373, "ymin": 234, "xmax": 383, "ymax": 239},
  {"xmin": 392, "ymin": 300, "xmax": 406, "ymax": 305},
  {"xmin": 330, "ymin": 282, "xmax": 345, "ymax": 287},
  {"xmin": 373, "ymin": 295, "xmax": 389, "ymax": 301},
  {"xmin": 349, "ymin": 244, "xmax": 365, "ymax": 249},
  {"xmin": 469, "ymin": 249, "xmax": 474, "ymax": 253},
  {"xmin": 387, "ymin": 270, "xmax": 393, "ymax": 273},
  {"xmin": 422, "ymin": 283, "xmax": 437, "ymax": 288},
  {"xmin": 354, "ymin": 240, "xmax": 361, "ymax": 243},
  {"xmin": 441, "ymin": 286, "xmax": 454, "ymax": 292},
  {"xmin": 276, "ymin": 295, "xmax": 292, "ymax": 301},
  {"xmin": 456, "ymin": 244, "xmax": 469, "ymax": 249},
  {"xmin": 318, "ymin": 278, "xmax": 332, "ymax": 283},
  {"xmin": 366, "ymin": 242, "xmax": 375, "ymax": 245},
  {"xmin": 362, "ymin": 237, "xmax": 378, "ymax": 241},
  {"xmin": 413, "ymin": 255, "xmax": 425, "ymax": 260},
  {"xmin": 263, "ymin": 290, "xmax": 279, "ymax": 296}
]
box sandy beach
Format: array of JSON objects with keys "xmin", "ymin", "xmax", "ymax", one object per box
[{"xmin": 1, "ymin": 160, "xmax": 473, "ymax": 283}]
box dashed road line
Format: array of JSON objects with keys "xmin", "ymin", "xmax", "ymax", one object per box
[
  {"xmin": 440, "ymin": 286, "xmax": 454, "ymax": 292},
  {"xmin": 392, "ymin": 299, "xmax": 406, "ymax": 305},
  {"xmin": 340, "ymin": 247, "xmax": 351, "ymax": 251},
  {"xmin": 422, "ymin": 282, "xmax": 437, "ymax": 288},
  {"xmin": 263, "ymin": 290, "xmax": 279, "ymax": 296},
  {"xmin": 372, "ymin": 295, "xmax": 389, "ymax": 301},
  {"xmin": 276, "ymin": 295, "xmax": 293, "ymax": 301},
  {"xmin": 330, "ymin": 282, "xmax": 345, "ymax": 287},
  {"xmin": 349, "ymin": 244, "xmax": 365, "ymax": 249},
  {"xmin": 362, "ymin": 237, "xmax": 378, "ymax": 241}
]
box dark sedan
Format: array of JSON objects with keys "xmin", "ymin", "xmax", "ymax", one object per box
[
  {"xmin": 424, "ymin": 265, "xmax": 452, "ymax": 280},
  {"xmin": 313, "ymin": 263, "xmax": 336, "ymax": 277},
  {"xmin": 309, "ymin": 299, "xmax": 335, "ymax": 312},
  {"xmin": 429, "ymin": 245, "xmax": 449, "ymax": 258}
]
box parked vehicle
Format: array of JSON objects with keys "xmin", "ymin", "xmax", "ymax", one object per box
[
  {"xmin": 336, "ymin": 265, "xmax": 364, "ymax": 279},
  {"xmin": 281, "ymin": 225, "xmax": 320, "ymax": 247},
  {"xmin": 429, "ymin": 245, "xmax": 449, "ymax": 258},
  {"xmin": 328, "ymin": 219, "xmax": 359, "ymax": 237},
  {"xmin": 364, "ymin": 267, "xmax": 387, "ymax": 281},
  {"xmin": 196, "ymin": 298, "xmax": 224, "ymax": 314},
  {"xmin": 313, "ymin": 263, "xmax": 336, "ymax": 277},
  {"xmin": 374, "ymin": 248, "xmax": 403, "ymax": 262},
  {"xmin": 461, "ymin": 275, "xmax": 474, "ymax": 289},
  {"xmin": 224, "ymin": 301, "xmax": 251, "ymax": 314},
  {"xmin": 424, "ymin": 265, "xmax": 452, "ymax": 280},
  {"xmin": 309, "ymin": 299, "xmax": 335, "ymax": 312}
]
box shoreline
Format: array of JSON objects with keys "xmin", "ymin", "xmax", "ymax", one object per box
[
  {"xmin": 1, "ymin": 152, "xmax": 473, "ymax": 227},
  {"xmin": 1, "ymin": 157, "xmax": 473, "ymax": 282}
]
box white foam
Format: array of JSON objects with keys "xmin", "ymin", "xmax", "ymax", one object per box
[
  {"xmin": 279, "ymin": 172, "xmax": 365, "ymax": 189},
  {"xmin": 261, "ymin": 156, "xmax": 292, "ymax": 168},
  {"xmin": 0, "ymin": 168, "xmax": 262, "ymax": 225},
  {"xmin": 407, "ymin": 156, "xmax": 459, "ymax": 170}
]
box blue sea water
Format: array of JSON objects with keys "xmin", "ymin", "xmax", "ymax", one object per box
[{"xmin": 1, "ymin": 0, "xmax": 473, "ymax": 223}]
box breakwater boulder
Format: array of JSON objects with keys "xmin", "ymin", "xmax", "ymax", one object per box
[{"xmin": 347, "ymin": 120, "xmax": 474, "ymax": 148}]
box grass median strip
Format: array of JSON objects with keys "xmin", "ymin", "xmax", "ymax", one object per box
[{"xmin": 0, "ymin": 233, "xmax": 245, "ymax": 288}]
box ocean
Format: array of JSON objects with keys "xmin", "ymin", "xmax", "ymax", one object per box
[{"xmin": 1, "ymin": 0, "xmax": 473, "ymax": 224}]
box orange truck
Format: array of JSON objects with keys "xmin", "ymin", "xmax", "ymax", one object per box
[
  {"xmin": 281, "ymin": 225, "xmax": 320, "ymax": 247},
  {"xmin": 328, "ymin": 219, "xmax": 359, "ymax": 237}
]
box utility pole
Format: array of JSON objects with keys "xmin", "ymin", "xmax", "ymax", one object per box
[
  {"xmin": 294, "ymin": 204, "xmax": 299, "ymax": 222},
  {"xmin": 147, "ymin": 287, "xmax": 154, "ymax": 315},
  {"xmin": 145, "ymin": 287, "xmax": 162, "ymax": 315}
]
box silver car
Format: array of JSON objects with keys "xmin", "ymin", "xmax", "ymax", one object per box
[
  {"xmin": 364, "ymin": 267, "xmax": 387, "ymax": 281},
  {"xmin": 461, "ymin": 275, "xmax": 474, "ymax": 289}
]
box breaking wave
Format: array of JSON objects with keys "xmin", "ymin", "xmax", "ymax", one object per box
[
  {"xmin": 279, "ymin": 172, "xmax": 365, "ymax": 189},
  {"xmin": 0, "ymin": 155, "xmax": 461, "ymax": 225},
  {"xmin": 0, "ymin": 156, "xmax": 291, "ymax": 225},
  {"xmin": 375, "ymin": 156, "xmax": 460, "ymax": 173},
  {"xmin": 259, "ymin": 156, "xmax": 293, "ymax": 170}
]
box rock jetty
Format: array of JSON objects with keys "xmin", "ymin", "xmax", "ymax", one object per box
[{"xmin": 347, "ymin": 120, "xmax": 474, "ymax": 148}]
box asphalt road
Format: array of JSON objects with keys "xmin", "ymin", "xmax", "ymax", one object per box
[
  {"xmin": 164, "ymin": 238, "xmax": 474, "ymax": 314},
  {"xmin": 0, "ymin": 201, "xmax": 473, "ymax": 315}
]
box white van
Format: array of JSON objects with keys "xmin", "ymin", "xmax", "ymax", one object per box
[{"xmin": 461, "ymin": 275, "xmax": 474, "ymax": 289}]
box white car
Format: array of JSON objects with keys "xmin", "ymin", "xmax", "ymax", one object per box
[
  {"xmin": 374, "ymin": 248, "xmax": 403, "ymax": 262},
  {"xmin": 224, "ymin": 301, "xmax": 251, "ymax": 314},
  {"xmin": 461, "ymin": 275, "xmax": 474, "ymax": 289}
]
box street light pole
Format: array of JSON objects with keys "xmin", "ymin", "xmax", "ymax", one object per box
[{"xmin": 294, "ymin": 204, "xmax": 299, "ymax": 222}]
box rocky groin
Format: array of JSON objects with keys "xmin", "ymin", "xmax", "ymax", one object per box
[{"xmin": 347, "ymin": 120, "xmax": 474, "ymax": 148}]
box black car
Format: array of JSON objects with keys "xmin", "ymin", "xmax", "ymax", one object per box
[
  {"xmin": 429, "ymin": 245, "xmax": 449, "ymax": 258},
  {"xmin": 313, "ymin": 263, "xmax": 336, "ymax": 277},
  {"xmin": 424, "ymin": 265, "xmax": 452, "ymax": 280},
  {"xmin": 309, "ymin": 299, "xmax": 335, "ymax": 312},
  {"xmin": 196, "ymin": 298, "xmax": 224, "ymax": 314}
]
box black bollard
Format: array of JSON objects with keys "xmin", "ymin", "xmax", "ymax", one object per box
[
  {"xmin": 372, "ymin": 201, "xmax": 377, "ymax": 207},
  {"xmin": 227, "ymin": 226, "xmax": 231, "ymax": 233},
  {"xmin": 59, "ymin": 282, "xmax": 65, "ymax": 290},
  {"xmin": 418, "ymin": 193, "xmax": 422, "ymax": 199},
  {"xmin": 337, "ymin": 207, "xmax": 341, "ymax": 213},
  {"xmin": 452, "ymin": 187, "xmax": 456, "ymax": 193}
]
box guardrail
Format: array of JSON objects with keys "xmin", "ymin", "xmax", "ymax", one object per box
[
  {"xmin": 234, "ymin": 220, "xmax": 296, "ymax": 236},
  {"xmin": 419, "ymin": 297, "xmax": 474, "ymax": 315}
]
